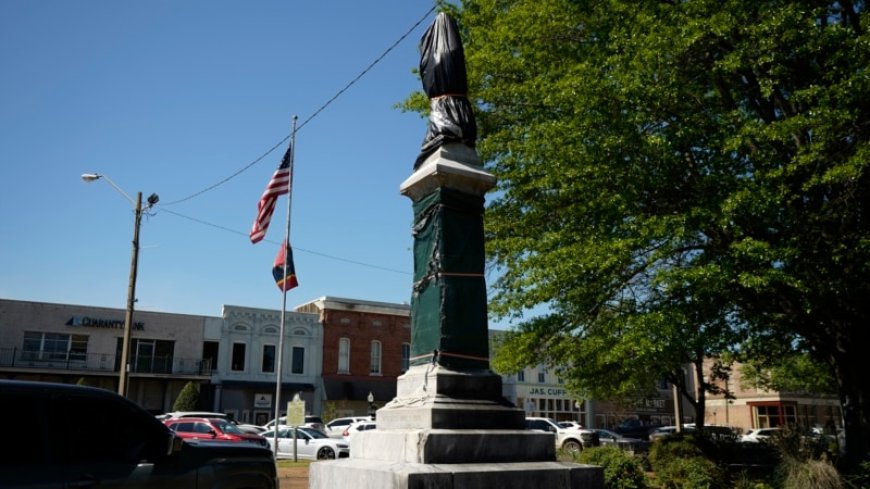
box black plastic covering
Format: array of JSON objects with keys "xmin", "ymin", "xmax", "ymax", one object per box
[{"xmin": 414, "ymin": 12, "xmax": 477, "ymax": 170}]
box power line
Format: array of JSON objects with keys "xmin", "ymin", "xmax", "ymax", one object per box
[
  {"xmin": 159, "ymin": 208, "xmax": 411, "ymax": 276},
  {"xmin": 161, "ymin": 4, "xmax": 437, "ymax": 207}
]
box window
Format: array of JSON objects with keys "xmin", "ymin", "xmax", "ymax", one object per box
[
  {"xmin": 338, "ymin": 338, "xmax": 350, "ymax": 373},
  {"xmin": 401, "ymin": 343, "xmax": 410, "ymax": 372},
  {"xmin": 538, "ymin": 367, "xmax": 546, "ymax": 383},
  {"xmin": 231, "ymin": 343, "xmax": 246, "ymax": 371},
  {"xmin": 370, "ymin": 341, "xmax": 381, "ymax": 375},
  {"xmin": 262, "ymin": 344, "xmax": 276, "ymax": 373},
  {"xmin": 517, "ymin": 370, "xmax": 525, "ymax": 382},
  {"xmin": 22, "ymin": 332, "xmax": 88, "ymax": 363},
  {"xmin": 291, "ymin": 346, "xmax": 304, "ymax": 374},
  {"xmin": 202, "ymin": 341, "xmax": 219, "ymax": 373},
  {"xmin": 754, "ymin": 403, "xmax": 798, "ymax": 428},
  {"xmin": 129, "ymin": 338, "xmax": 175, "ymax": 374}
]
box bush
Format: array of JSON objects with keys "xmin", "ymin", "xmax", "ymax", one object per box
[
  {"xmin": 648, "ymin": 434, "xmax": 705, "ymax": 472},
  {"xmin": 771, "ymin": 427, "xmax": 843, "ymax": 489},
  {"xmin": 654, "ymin": 456, "xmax": 724, "ymax": 489},
  {"xmin": 576, "ymin": 445, "xmax": 648, "ymax": 489},
  {"xmin": 647, "ymin": 434, "xmax": 726, "ymax": 489},
  {"xmin": 779, "ymin": 458, "xmax": 842, "ymax": 489},
  {"xmin": 172, "ymin": 381, "xmax": 200, "ymax": 411},
  {"xmin": 731, "ymin": 470, "xmax": 776, "ymax": 489}
]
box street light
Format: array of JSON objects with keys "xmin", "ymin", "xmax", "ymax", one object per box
[
  {"xmin": 367, "ymin": 391, "xmax": 376, "ymax": 419},
  {"xmin": 81, "ymin": 173, "xmax": 158, "ymax": 397}
]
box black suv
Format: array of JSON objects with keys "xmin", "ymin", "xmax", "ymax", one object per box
[{"xmin": 0, "ymin": 380, "xmax": 277, "ymax": 489}]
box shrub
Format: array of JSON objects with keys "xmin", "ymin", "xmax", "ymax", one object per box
[
  {"xmin": 576, "ymin": 445, "xmax": 648, "ymax": 489},
  {"xmin": 771, "ymin": 427, "xmax": 844, "ymax": 489},
  {"xmin": 172, "ymin": 381, "xmax": 200, "ymax": 411},
  {"xmin": 842, "ymin": 460, "xmax": 870, "ymax": 488},
  {"xmin": 778, "ymin": 454, "xmax": 843, "ymax": 489},
  {"xmin": 648, "ymin": 434, "xmax": 705, "ymax": 473},
  {"xmin": 731, "ymin": 470, "xmax": 776, "ymax": 489},
  {"xmin": 654, "ymin": 456, "xmax": 724, "ymax": 489}
]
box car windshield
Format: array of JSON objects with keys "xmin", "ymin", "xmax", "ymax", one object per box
[{"xmin": 299, "ymin": 428, "xmax": 328, "ymax": 439}]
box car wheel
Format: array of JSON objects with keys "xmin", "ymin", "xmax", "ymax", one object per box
[
  {"xmin": 563, "ymin": 439, "xmax": 582, "ymax": 452},
  {"xmin": 317, "ymin": 447, "xmax": 336, "ymax": 460}
]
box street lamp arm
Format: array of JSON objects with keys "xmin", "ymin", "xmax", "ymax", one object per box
[
  {"xmin": 81, "ymin": 173, "xmax": 137, "ymax": 207},
  {"xmin": 81, "ymin": 171, "xmax": 156, "ymax": 398}
]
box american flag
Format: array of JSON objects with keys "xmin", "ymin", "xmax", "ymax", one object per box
[{"xmin": 250, "ymin": 145, "xmax": 291, "ymax": 244}]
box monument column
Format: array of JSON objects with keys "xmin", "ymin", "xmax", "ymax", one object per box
[{"xmin": 309, "ymin": 13, "xmax": 602, "ymax": 489}]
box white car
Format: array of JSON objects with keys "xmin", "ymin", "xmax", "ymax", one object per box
[
  {"xmin": 557, "ymin": 421, "xmax": 584, "ymax": 430},
  {"xmin": 342, "ymin": 420, "xmax": 377, "ymax": 442},
  {"xmin": 262, "ymin": 426, "xmax": 349, "ymax": 460},
  {"xmin": 740, "ymin": 427, "xmax": 782, "ymax": 443},
  {"xmin": 324, "ymin": 416, "xmax": 372, "ymax": 438},
  {"xmin": 262, "ymin": 415, "xmax": 326, "ymax": 434},
  {"xmin": 525, "ymin": 417, "xmax": 586, "ymax": 452}
]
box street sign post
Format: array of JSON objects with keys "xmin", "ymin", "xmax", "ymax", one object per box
[{"xmin": 287, "ymin": 394, "xmax": 305, "ymax": 462}]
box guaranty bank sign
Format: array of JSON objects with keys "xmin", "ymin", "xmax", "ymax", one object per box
[{"xmin": 66, "ymin": 316, "xmax": 144, "ymax": 331}]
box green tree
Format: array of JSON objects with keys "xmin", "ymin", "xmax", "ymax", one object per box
[
  {"xmin": 173, "ymin": 381, "xmax": 200, "ymax": 412},
  {"xmin": 408, "ymin": 0, "xmax": 869, "ymax": 466}
]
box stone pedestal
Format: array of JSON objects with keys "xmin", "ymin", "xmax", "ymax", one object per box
[{"xmin": 309, "ymin": 144, "xmax": 603, "ymax": 488}]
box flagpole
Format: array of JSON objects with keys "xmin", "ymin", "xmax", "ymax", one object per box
[{"xmin": 272, "ymin": 116, "xmax": 297, "ymax": 459}]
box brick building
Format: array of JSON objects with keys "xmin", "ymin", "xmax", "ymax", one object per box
[
  {"xmin": 701, "ymin": 357, "xmax": 842, "ymax": 433},
  {"xmin": 295, "ymin": 296, "xmax": 410, "ymax": 418}
]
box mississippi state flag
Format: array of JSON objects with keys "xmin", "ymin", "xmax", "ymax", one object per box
[{"xmin": 273, "ymin": 239, "xmax": 299, "ymax": 291}]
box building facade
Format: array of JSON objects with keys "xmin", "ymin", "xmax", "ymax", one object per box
[
  {"xmin": 206, "ymin": 304, "xmax": 322, "ymax": 426},
  {"xmin": 2, "ymin": 298, "xmax": 842, "ymax": 435},
  {"xmin": 295, "ymin": 296, "xmax": 410, "ymax": 419},
  {"xmin": 701, "ymin": 357, "xmax": 842, "ymax": 433},
  {"xmin": 0, "ymin": 298, "xmax": 211, "ymax": 413}
]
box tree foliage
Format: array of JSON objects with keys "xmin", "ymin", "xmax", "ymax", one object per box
[
  {"xmin": 422, "ymin": 0, "xmax": 869, "ymax": 464},
  {"xmin": 172, "ymin": 381, "xmax": 200, "ymax": 412}
]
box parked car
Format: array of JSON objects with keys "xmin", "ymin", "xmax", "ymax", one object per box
[
  {"xmin": 614, "ymin": 418, "xmax": 661, "ymax": 440},
  {"xmin": 342, "ymin": 420, "xmax": 377, "ymax": 442},
  {"xmin": 740, "ymin": 427, "xmax": 782, "ymax": 443},
  {"xmin": 262, "ymin": 415, "xmax": 325, "ymax": 434},
  {"xmin": 648, "ymin": 425, "xmax": 696, "ymax": 441},
  {"xmin": 0, "ymin": 379, "xmax": 277, "ymax": 489},
  {"xmin": 262, "ymin": 426, "xmax": 350, "ymax": 460},
  {"xmin": 557, "ymin": 421, "xmax": 584, "ymax": 430},
  {"xmin": 692, "ymin": 424, "xmax": 740, "ymax": 441},
  {"xmin": 324, "ymin": 416, "xmax": 372, "ymax": 438},
  {"xmin": 159, "ymin": 410, "xmax": 264, "ymax": 434},
  {"xmin": 525, "ymin": 417, "xmax": 588, "ymax": 452},
  {"xmin": 592, "ymin": 428, "xmax": 650, "ymax": 452},
  {"xmin": 164, "ymin": 417, "xmax": 269, "ymax": 448}
]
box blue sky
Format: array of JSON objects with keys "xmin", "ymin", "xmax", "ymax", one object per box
[{"xmin": 0, "ymin": 1, "xmax": 522, "ymax": 326}]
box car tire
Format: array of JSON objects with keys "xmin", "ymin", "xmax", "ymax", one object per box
[
  {"xmin": 317, "ymin": 447, "xmax": 336, "ymax": 460},
  {"xmin": 562, "ymin": 439, "xmax": 582, "ymax": 452}
]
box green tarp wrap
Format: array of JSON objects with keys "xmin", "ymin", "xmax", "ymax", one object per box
[{"xmin": 410, "ymin": 187, "xmax": 489, "ymax": 370}]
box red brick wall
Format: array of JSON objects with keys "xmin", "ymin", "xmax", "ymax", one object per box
[{"xmin": 321, "ymin": 310, "xmax": 410, "ymax": 377}]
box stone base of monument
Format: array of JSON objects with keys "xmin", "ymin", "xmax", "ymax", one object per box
[
  {"xmin": 309, "ymin": 459, "xmax": 603, "ymax": 489},
  {"xmin": 309, "ymin": 366, "xmax": 604, "ymax": 489}
]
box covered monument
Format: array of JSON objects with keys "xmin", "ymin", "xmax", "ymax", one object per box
[{"xmin": 309, "ymin": 12, "xmax": 603, "ymax": 489}]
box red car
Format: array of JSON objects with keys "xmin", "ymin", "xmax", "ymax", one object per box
[{"xmin": 164, "ymin": 417, "xmax": 268, "ymax": 448}]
